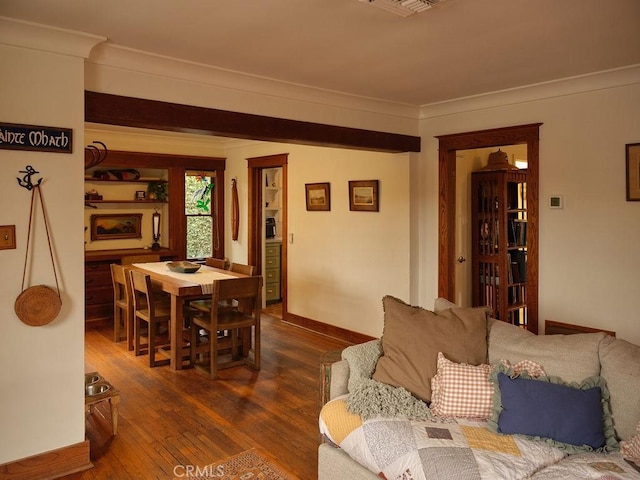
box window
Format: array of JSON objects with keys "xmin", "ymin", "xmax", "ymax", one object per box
[{"xmin": 185, "ymin": 171, "xmax": 218, "ymax": 259}]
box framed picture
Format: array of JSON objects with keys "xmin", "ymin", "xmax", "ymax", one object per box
[
  {"xmin": 626, "ymin": 143, "xmax": 640, "ymax": 201},
  {"xmin": 305, "ymin": 182, "xmax": 330, "ymax": 211},
  {"xmin": 90, "ymin": 213, "xmax": 143, "ymax": 241},
  {"xmin": 349, "ymin": 180, "xmax": 379, "ymax": 212}
]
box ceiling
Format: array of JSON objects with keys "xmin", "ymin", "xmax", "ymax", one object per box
[{"xmin": 1, "ymin": 0, "xmax": 640, "ymax": 106}]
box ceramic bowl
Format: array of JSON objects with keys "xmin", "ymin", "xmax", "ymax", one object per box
[{"xmin": 167, "ymin": 261, "xmax": 201, "ymax": 273}]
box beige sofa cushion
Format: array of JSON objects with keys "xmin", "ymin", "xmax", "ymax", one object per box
[
  {"xmin": 372, "ymin": 296, "xmax": 488, "ymax": 402},
  {"xmin": 599, "ymin": 335, "xmax": 640, "ymax": 441},
  {"xmin": 488, "ymin": 320, "xmax": 605, "ymax": 384}
]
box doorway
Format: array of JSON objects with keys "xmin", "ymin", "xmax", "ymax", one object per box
[
  {"xmin": 247, "ymin": 154, "xmax": 288, "ymax": 319},
  {"xmin": 436, "ymin": 124, "xmax": 541, "ymax": 333}
]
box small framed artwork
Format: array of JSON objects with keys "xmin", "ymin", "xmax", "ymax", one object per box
[
  {"xmin": 90, "ymin": 213, "xmax": 143, "ymax": 241},
  {"xmin": 305, "ymin": 182, "xmax": 331, "ymax": 211},
  {"xmin": 626, "ymin": 143, "xmax": 640, "ymax": 201},
  {"xmin": 135, "ymin": 190, "xmax": 146, "ymax": 200},
  {"xmin": 349, "ymin": 180, "xmax": 379, "ymax": 212}
]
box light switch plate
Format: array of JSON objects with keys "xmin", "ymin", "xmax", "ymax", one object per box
[{"xmin": 0, "ymin": 225, "xmax": 16, "ymax": 249}]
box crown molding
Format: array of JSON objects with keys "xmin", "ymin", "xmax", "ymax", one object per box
[
  {"xmin": 419, "ymin": 64, "xmax": 640, "ymax": 120},
  {"xmin": 0, "ymin": 16, "xmax": 105, "ymax": 58}
]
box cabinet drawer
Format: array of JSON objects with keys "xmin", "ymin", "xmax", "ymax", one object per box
[
  {"xmin": 265, "ymin": 282, "xmax": 281, "ymax": 302},
  {"xmin": 86, "ymin": 285, "xmax": 113, "ymax": 305},
  {"xmin": 85, "ymin": 269, "xmax": 113, "ymax": 288},
  {"xmin": 265, "ymin": 255, "xmax": 280, "ymax": 269},
  {"xmin": 265, "ymin": 267, "xmax": 280, "ymax": 283},
  {"xmin": 265, "ymin": 244, "xmax": 281, "ymax": 257}
]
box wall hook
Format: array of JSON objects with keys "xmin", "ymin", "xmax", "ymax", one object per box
[{"xmin": 17, "ymin": 165, "xmax": 42, "ymax": 191}]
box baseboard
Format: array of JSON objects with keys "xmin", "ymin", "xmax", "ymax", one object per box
[
  {"xmin": 283, "ymin": 312, "xmax": 375, "ymax": 345},
  {"xmin": 0, "ymin": 440, "xmax": 92, "ymax": 480}
]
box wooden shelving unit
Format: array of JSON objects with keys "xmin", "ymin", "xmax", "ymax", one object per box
[{"xmin": 471, "ymin": 167, "xmax": 528, "ymax": 328}]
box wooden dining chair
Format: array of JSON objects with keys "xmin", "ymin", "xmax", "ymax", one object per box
[
  {"xmin": 187, "ymin": 276, "xmax": 262, "ymax": 379},
  {"xmin": 229, "ymin": 262, "xmax": 256, "ymax": 276},
  {"xmin": 205, "ymin": 257, "xmax": 229, "ymax": 270},
  {"xmin": 110, "ymin": 264, "xmax": 134, "ymax": 350},
  {"xmin": 129, "ymin": 269, "xmax": 172, "ymax": 367},
  {"xmin": 121, "ymin": 254, "xmax": 160, "ymax": 265}
]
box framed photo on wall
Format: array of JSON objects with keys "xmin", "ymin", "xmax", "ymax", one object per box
[
  {"xmin": 305, "ymin": 182, "xmax": 330, "ymax": 211},
  {"xmin": 349, "ymin": 180, "xmax": 379, "ymax": 212},
  {"xmin": 90, "ymin": 213, "xmax": 143, "ymax": 241},
  {"xmin": 626, "ymin": 143, "xmax": 640, "ymax": 201}
]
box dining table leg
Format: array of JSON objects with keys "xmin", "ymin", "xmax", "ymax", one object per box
[{"xmin": 171, "ymin": 295, "xmax": 186, "ymax": 370}]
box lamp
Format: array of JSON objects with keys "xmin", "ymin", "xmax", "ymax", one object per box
[{"xmin": 151, "ymin": 210, "xmax": 161, "ymax": 251}]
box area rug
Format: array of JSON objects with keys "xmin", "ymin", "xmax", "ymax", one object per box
[{"xmin": 208, "ymin": 448, "xmax": 298, "ymax": 480}]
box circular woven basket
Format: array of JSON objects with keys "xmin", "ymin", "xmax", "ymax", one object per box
[{"xmin": 14, "ymin": 285, "xmax": 62, "ymax": 326}]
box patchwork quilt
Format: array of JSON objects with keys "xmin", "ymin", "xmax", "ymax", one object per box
[{"xmin": 319, "ymin": 396, "xmax": 640, "ymax": 480}]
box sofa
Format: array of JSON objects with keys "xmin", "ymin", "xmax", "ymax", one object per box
[{"xmin": 318, "ymin": 297, "xmax": 640, "ymax": 479}]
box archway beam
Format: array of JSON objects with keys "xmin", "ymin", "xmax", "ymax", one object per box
[{"xmin": 85, "ymin": 91, "xmax": 420, "ymax": 153}]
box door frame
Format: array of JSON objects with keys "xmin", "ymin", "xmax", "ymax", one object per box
[
  {"xmin": 436, "ymin": 123, "xmax": 542, "ymax": 333},
  {"xmin": 247, "ymin": 154, "xmax": 288, "ymax": 316}
]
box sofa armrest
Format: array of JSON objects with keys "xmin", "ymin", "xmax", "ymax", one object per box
[{"xmin": 320, "ymin": 350, "xmax": 349, "ymax": 407}]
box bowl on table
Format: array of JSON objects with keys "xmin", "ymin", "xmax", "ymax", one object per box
[{"xmin": 167, "ymin": 261, "xmax": 201, "ymax": 274}]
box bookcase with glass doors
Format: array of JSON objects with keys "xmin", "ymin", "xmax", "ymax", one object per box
[{"xmin": 471, "ymin": 167, "xmax": 528, "ymax": 328}]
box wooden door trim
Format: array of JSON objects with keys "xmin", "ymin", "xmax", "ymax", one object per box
[
  {"xmin": 436, "ymin": 123, "xmax": 542, "ymax": 332},
  {"xmin": 248, "ymin": 154, "xmax": 288, "ymax": 316}
]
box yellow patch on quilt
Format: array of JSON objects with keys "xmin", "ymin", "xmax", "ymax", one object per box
[
  {"xmin": 320, "ymin": 399, "xmax": 363, "ymax": 444},
  {"xmin": 461, "ymin": 426, "xmax": 521, "ymax": 456}
]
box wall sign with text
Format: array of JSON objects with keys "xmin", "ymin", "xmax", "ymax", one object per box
[{"xmin": 0, "ymin": 122, "xmax": 72, "ymax": 153}]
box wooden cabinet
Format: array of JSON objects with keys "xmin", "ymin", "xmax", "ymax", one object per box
[
  {"xmin": 265, "ymin": 241, "xmax": 282, "ymax": 303},
  {"xmin": 85, "ymin": 260, "xmax": 115, "ymax": 323},
  {"xmin": 471, "ymin": 168, "xmax": 528, "ymax": 328}
]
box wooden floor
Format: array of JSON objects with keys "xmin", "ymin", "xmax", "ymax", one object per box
[{"xmin": 66, "ymin": 313, "xmax": 349, "ymax": 480}]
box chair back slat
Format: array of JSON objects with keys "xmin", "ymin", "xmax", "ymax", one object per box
[
  {"xmin": 129, "ymin": 269, "xmax": 153, "ymax": 315},
  {"xmin": 205, "ymin": 257, "xmax": 228, "ymax": 269},
  {"xmin": 229, "ymin": 263, "xmax": 256, "ymax": 276}
]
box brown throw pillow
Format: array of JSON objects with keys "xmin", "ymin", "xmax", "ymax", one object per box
[{"xmin": 372, "ymin": 296, "xmax": 489, "ymax": 403}]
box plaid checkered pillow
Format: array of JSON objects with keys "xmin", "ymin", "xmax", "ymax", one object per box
[
  {"xmin": 430, "ymin": 353, "xmax": 547, "ymax": 419},
  {"xmin": 430, "ymin": 352, "xmax": 494, "ymax": 418},
  {"xmin": 621, "ymin": 422, "xmax": 640, "ymax": 464}
]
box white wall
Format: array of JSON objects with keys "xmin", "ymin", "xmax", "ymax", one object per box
[
  {"xmin": 0, "ymin": 44, "xmax": 88, "ymax": 463},
  {"xmin": 418, "ymin": 69, "xmax": 640, "ymax": 344},
  {"xmin": 224, "ymin": 142, "xmax": 411, "ymax": 338}
]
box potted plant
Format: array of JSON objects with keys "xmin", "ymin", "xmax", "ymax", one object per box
[{"xmin": 147, "ymin": 181, "xmax": 168, "ymax": 201}]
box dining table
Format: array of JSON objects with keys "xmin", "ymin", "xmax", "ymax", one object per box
[{"xmin": 128, "ymin": 261, "xmax": 248, "ymax": 370}]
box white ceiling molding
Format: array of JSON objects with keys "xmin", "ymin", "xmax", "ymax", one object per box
[
  {"xmin": 419, "ymin": 64, "xmax": 640, "ymax": 120},
  {"xmin": 0, "ymin": 16, "xmax": 105, "ymax": 58}
]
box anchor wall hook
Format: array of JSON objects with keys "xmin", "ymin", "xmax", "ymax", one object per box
[{"xmin": 17, "ymin": 165, "xmax": 42, "ymax": 191}]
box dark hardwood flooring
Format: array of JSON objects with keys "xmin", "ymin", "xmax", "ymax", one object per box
[{"xmin": 66, "ymin": 313, "xmax": 349, "ymax": 480}]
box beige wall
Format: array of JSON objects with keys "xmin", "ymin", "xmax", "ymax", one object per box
[
  {"xmin": 0, "ymin": 44, "xmax": 87, "ymax": 463},
  {"xmin": 418, "ymin": 70, "xmax": 640, "ymax": 344}
]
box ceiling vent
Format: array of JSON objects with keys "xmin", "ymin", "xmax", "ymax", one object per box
[{"xmin": 359, "ymin": 0, "xmax": 443, "ymax": 17}]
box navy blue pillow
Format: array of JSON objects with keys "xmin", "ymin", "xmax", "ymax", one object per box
[{"xmin": 496, "ymin": 372, "xmax": 605, "ymax": 449}]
